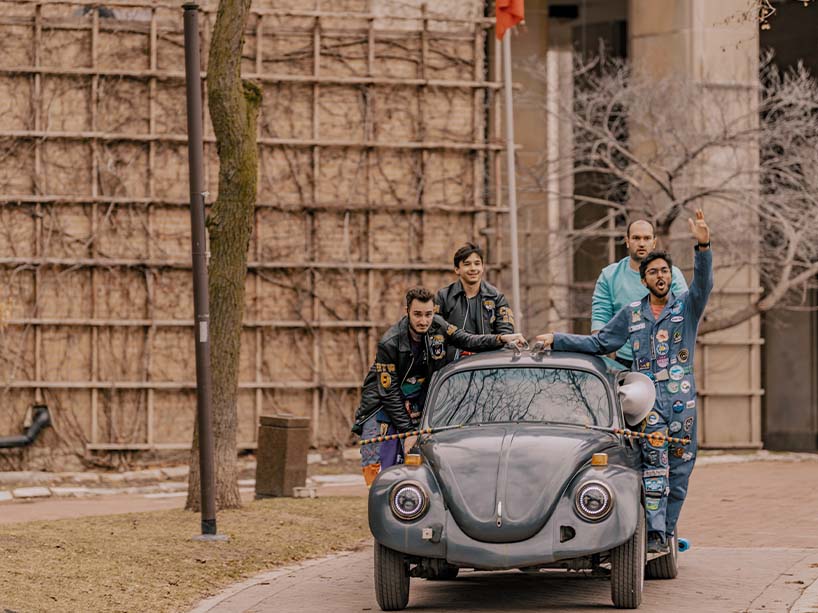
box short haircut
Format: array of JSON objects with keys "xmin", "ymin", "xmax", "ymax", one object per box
[
  {"xmin": 639, "ymin": 251, "xmax": 673, "ymax": 279},
  {"xmin": 627, "ymin": 219, "xmax": 655, "ymax": 239},
  {"xmin": 453, "ymin": 243, "xmax": 484, "ymax": 268},
  {"xmin": 405, "ymin": 286, "xmax": 435, "ymax": 309}
]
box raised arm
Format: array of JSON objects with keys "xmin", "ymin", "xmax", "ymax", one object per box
[{"xmin": 687, "ymin": 209, "xmax": 713, "ymax": 322}]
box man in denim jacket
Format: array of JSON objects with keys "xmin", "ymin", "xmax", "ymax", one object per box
[{"xmin": 536, "ymin": 209, "xmax": 713, "ymax": 553}]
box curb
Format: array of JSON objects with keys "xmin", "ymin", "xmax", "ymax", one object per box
[{"xmin": 187, "ymin": 549, "xmax": 361, "ymax": 613}]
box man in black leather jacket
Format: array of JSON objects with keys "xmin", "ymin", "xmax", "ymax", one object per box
[
  {"xmin": 353, "ymin": 286, "xmax": 524, "ymax": 485},
  {"xmin": 435, "ymin": 243, "xmax": 515, "ymax": 361}
]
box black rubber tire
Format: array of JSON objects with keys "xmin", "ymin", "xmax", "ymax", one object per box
[
  {"xmin": 427, "ymin": 564, "xmax": 459, "ymax": 580},
  {"xmin": 374, "ymin": 541, "xmax": 410, "ymax": 611},
  {"xmin": 610, "ymin": 505, "xmax": 646, "ymax": 609},
  {"xmin": 645, "ymin": 534, "xmax": 679, "ymax": 579}
]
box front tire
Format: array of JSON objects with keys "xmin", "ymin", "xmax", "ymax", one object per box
[
  {"xmin": 646, "ymin": 534, "xmax": 678, "ymax": 579},
  {"xmin": 374, "ymin": 541, "xmax": 410, "ymax": 611},
  {"xmin": 610, "ymin": 504, "xmax": 646, "ymax": 609}
]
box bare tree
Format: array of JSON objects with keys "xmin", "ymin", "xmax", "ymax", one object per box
[
  {"xmin": 186, "ymin": 0, "xmax": 261, "ymax": 511},
  {"xmin": 520, "ymin": 51, "xmax": 818, "ymax": 334}
]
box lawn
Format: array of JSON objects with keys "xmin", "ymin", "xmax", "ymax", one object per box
[{"xmin": 0, "ymin": 497, "xmax": 369, "ymax": 613}]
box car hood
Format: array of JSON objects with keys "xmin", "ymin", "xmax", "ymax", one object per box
[{"xmin": 421, "ymin": 424, "xmax": 615, "ymax": 543}]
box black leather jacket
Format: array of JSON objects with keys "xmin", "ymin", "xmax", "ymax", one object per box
[
  {"xmin": 435, "ymin": 280, "xmax": 515, "ymax": 360},
  {"xmin": 352, "ymin": 314, "xmax": 506, "ymax": 434}
]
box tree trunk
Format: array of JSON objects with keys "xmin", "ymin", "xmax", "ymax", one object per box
[{"xmin": 186, "ymin": 0, "xmax": 261, "ymax": 512}]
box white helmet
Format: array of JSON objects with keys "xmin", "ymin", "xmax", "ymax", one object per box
[{"xmin": 617, "ymin": 371, "xmax": 656, "ymax": 426}]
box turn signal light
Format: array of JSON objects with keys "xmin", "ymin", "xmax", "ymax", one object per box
[
  {"xmin": 405, "ymin": 454, "xmax": 422, "ymax": 466},
  {"xmin": 591, "ymin": 453, "xmax": 608, "ymax": 467}
]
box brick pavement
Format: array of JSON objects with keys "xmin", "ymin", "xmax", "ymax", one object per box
[{"xmin": 191, "ymin": 458, "xmax": 818, "ymax": 613}]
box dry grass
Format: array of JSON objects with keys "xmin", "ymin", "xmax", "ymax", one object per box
[{"xmin": 0, "ymin": 497, "xmax": 369, "ymax": 613}]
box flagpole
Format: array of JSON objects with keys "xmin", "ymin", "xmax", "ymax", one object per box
[{"xmin": 502, "ymin": 31, "xmax": 522, "ymax": 328}]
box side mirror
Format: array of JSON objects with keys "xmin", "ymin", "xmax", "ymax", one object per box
[{"xmin": 617, "ymin": 372, "xmax": 656, "ymax": 426}]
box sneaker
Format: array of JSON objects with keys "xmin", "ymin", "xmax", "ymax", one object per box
[{"xmin": 647, "ymin": 532, "xmax": 668, "ymax": 554}]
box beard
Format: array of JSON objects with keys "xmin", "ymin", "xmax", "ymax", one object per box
[{"xmin": 647, "ymin": 283, "xmax": 670, "ymax": 299}]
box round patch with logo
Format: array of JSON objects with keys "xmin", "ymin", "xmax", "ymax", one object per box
[
  {"xmin": 674, "ymin": 446, "xmax": 685, "ymax": 458},
  {"xmin": 648, "ymin": 431, "xmax": 666, "ymax": 448},
  {"xmin": 667, "ymin": 381, "xmax": 680, "ymax": 394},
  {"xmin": 673, "ymin": 330, "xmax": 683, "ymax": 344},
  {"xmin": 680, "ymin": 379, "xmax": 691, "ymax": 393},
  {"xmin": 656, "ymin": 329, "xmax": 669, "ymax": 343},
  {"xmin": 669, "ymin": 421, "xmax": 682, "ymax": 434},
  {"xmin": 672, "ymin": 400, "xmax": 684, "ymax": 413},
  {"xmin": 647, "ymin": 411, "xmax": 660, "ymax": 426},
  {"xmin": 669, "ymin": 365, "xmax": 685, "ymax": 381},
  {"xmin": 671, "ymin": 315, "xmax": 684, "ymax": 323},
  {"xmin": 684, "ymin": 416, "xmax": 694, "ymax": 432},
  {"xmin": 656, "ymin": 342, "xmax": 669, "ymax": 356},
  {"xmin": 678, "ymin": 348, "xmax": 689, "ymax": 363},
  {"xmin": 657, "ymin": 356, "xmax": 669, "ymax": 368}
]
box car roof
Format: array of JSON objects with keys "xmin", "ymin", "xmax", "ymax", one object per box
[{"xmin": 437, "ymin": 349, "xmax": 620, "ymax": 383}]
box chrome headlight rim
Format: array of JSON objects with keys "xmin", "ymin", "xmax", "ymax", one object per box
[
  {"xmin": 574, "ymin": 479, "xmax": 615, "ymax": 522},
  {"xmin": 389, "ymin": 480, "xmax": 429, "ymax": 522}
]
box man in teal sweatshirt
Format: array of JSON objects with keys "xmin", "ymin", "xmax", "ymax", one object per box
[{"xmin": 592, "ymin": 219, "xmax": 688, "ymax": 368}]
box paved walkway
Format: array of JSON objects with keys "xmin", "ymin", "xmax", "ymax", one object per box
[{"xmin": 189, "ymin": 457, "xmax": 818, "ymax": 612}]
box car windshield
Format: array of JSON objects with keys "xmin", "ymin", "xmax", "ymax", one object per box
[{"xmin": 428, "ymin": 367, "xmax": 611, "ymax": 428}]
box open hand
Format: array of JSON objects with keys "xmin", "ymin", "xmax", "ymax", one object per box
[{"xmin": 688, "ymin": 208, "xmax": 710, "ymax": 245}]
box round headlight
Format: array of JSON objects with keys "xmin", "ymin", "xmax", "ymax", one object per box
[
  {"xmin": 574, "ymin": 480, "xmax": 614, "ymax": 522},
  {"xmin": 389, "ymin": 481, "xmax": 429, "ymax": 521}
]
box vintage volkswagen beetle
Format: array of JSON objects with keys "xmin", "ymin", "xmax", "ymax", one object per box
[{"xmin": 369, "ymin": 348, "xmax": 673, "ymax": 610}]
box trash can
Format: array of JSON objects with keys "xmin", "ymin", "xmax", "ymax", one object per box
[{"xmin": 255, "ymin": 414, "xmax": 311, "ymax": 498}]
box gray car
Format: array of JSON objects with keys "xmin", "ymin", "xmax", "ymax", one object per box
[{"xmin": 369, "ymin": 348, "xmax": 679, "ymax": 610}]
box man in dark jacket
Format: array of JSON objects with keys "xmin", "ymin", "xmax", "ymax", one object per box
[
  {"xmin": 354, "ymin": 286, "xmax": 524, "ymax": 485},
  {"xmin": 435, "ymin": 243, "xmax": 515, "ymax": 361}
]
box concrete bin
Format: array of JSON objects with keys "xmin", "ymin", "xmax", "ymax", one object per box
[{"xmin": 255, "ymin": 414, "xmax": 311, "ymax": 498}]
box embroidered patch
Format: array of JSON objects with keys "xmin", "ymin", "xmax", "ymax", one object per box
[
  {"xmin": 380, "ymin": 372, "xmax": 392, "ymax": 389},
  {"xmin": 644, "ymin": 477, "xmax": 665, "ymax": 493},
  {"xmin": 630, "ymin": 322, "xmax": 646, "ymax": 332},
  {"xmin": 672, "ymin": 400, "xmax": 684, "ymax": 413},
  {"xmin": 684, "ymin": 416, "xmax": 694, "ymax": 432},
  {"xmin": 638, "ymin": 357, "xmax": 651, "ymax": 371},
  {"xmin": 656, "ymin": 329, "xmax": 669, "ymax": 343},
  {"xmin": 681, "ymin": 451, "xmax": 694, "ymax": 462},
  {"xmin": 446, "ymin": 324, "xmax": 457, "ymax": 336},
  {"xmin": 666, "ymin": 381, "xmax": 680, "ymax": 394},
  {"xmin": 430, "ymin": 335, "xmax": 446, "ymax": 360},
  {"xmin": 657, "ymin": 356, "xmax": 669, "ymax": 368},
  {"xmin": 680, "ymin": 379, "xmax": 691, "ymax": 394},
  {"xmin": 673, "ymin": 330, "xmax": 683, "ymax": 344},
  {"xmin": 656, "ymin": 342, "xmax": 669, "ymax": 356},
  {"xmin": 678, "ymin": 348, "xmax": 689, "ymax": 363},
  {"xmin": 646, "ymin": 499, "xmax": 660, "ymax": 511},
  {"xmin": 632, "ymin": 310, "xmax": 642, "ymax": 323},
  {"xmin": 643, "ymin": 468, "xmax": 668, "ymax": 477},
  {"xmin": 669, "ymin": 421, "xmax": 682, "ymax": 433},
  {"xmin": 661, "ymin": 450, "xmax": 669, "ymax": 465},
  {"xmin": 483, "ymin": 299, "xmax": 495, "ymax": 311},
  {"xmin": 630, "ymin": 300, "xmax": 641, "ymax": 308},
  {"xmin": 669, "ymin": 365, "xmax": 685, "ymax": 381},
  {"xmin": 633, "ymin": 339, "xmax": 640, "ymax": 351},
  {"xmin": 671, "ymin": 315, "xmax": 684, "ymax": 323},
  {"xmin": 686, "ymin": 399, "xmax": 696, "ymax": 409}
]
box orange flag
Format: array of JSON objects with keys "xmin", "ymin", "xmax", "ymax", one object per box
[{"xmin": 495, "ymin": 0, "xmax": 524, "ymax": 40}]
